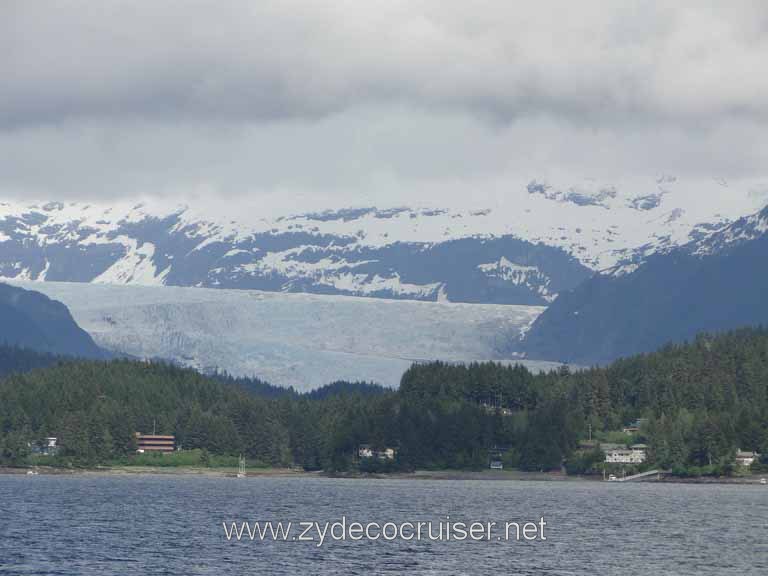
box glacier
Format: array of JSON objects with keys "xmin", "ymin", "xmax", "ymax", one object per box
[{"xmin": 7, "ymin": 280, "xmax": 557, "ymax": 391}]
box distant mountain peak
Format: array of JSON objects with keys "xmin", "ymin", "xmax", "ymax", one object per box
[
  {"xmin": 521, "ymin": 202, "xmax": 768, "ymax": 364},
  {"xmin": 690, "ymin": 203, "xmax": 768, "ymax": 258},
  {"xmin": 1, "ymin": 177, "xmax": 766, "ymax": 304}
]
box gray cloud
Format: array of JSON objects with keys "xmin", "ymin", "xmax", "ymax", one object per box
[
  {"xmin": 1, "ymin": 1, "xmax": 768, "ymax": 204},
  {"xmin": 4, "ymin": 1, "xmax": 768, "ymax": 127}
]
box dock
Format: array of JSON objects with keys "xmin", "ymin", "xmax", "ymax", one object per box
[{"xmin": 609, "ymin": 469, "xmax": 665, "ymax": 482}]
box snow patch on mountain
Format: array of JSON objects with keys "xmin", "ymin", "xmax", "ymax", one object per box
[
  {"xmin": 90, "ymin": 238, "xmax": 168, "ymax": 285},
  {"xmin": 478, "ymin": 257, "xmax": 556, "ymax": 302},
  {"xmin": 629, "ymin": 193, "xmax": 664, "ymax": 211},
  {"xmin": 320, "ymin": 272, "xmax": 442, "ymax": 299},
  {"xmin": 37, "ymin": 260, "xmax": 51, "ymax": 281},
  {"xmin": 692, "ymin": 205, "xmax": 768, "ymax": 257},
  {"xmin": 527, "ymin": 180, "xmax": 618, "ymax": 208},
  {"xmin": 1, "ymin": 175, "xmax": 766, "ymax": 303},
  {"xmin": 242, "ymin": 249, "xmax": 374, "ymax": 278}
]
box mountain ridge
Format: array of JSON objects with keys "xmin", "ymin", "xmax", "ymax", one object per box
[
  {"xmin": 520, "ymin": 204, "xmax": 768, "ymax": 364},
  {"xmin": 1, "ymin": 176, "xmax": 764, "ymax": 305}
]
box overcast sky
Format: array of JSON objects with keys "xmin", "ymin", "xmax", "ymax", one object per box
[{"xmin": 2, "ymin": 1, "xmax": 768, "ymax": 210}]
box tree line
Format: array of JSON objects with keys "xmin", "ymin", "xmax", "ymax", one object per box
[{"xmin": 1, "ymin": 327, "xmax": 767, "ymax": 475}]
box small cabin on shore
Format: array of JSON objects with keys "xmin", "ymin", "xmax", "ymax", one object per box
[
  {"xmin": 622, "ymin": 418, "xmax": 648, "ymax": 435},
  {"xmin": 735, "ymin": 450, "xmax": 760, "ymax": 468},
  {"xmin": 357, "ymin": 444, "xmax": 397, "ymax": 461},
  {"xmin": 29, "ymin": 437, "xmax": 58, "ymax": 457}
]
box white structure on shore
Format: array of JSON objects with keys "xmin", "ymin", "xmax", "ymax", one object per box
[
  {"xmin": 358, "ymin": 445, "xmax": 397, "ymax": 461},
  {"xmin": 735, "ymin": 450, "xmax": 760, "ymax": 468},
  {"xmin": 604, "ymin": 444, "xmax": 647, "ymax": 464}
]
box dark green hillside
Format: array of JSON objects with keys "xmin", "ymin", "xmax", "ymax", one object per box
[
  {"xmin": 0, "ymin": 345, "xmax": 63, "ymax": 379},
  {"xmin": 400, "ymin": 328, "xmax": 768, "ymax": 473},
  {"xmin": 0, "ymin": 361, "xmax": 294, "ymax": 466},
  {"xmin": 1, "ymin": 328, "xmax": 767, "ymax": 475}
]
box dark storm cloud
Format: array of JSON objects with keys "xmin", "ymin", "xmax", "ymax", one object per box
[
  {"xmin": 4, "ymin": 1, "xmax": 768, "ymax": 128},
  {"xmin": 1, "ymin": 1, "xmax": 768, "ymax": 203}
]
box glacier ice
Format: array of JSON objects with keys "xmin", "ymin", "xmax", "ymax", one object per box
[{"xmin": 8, "ymin": 280, "xmax": 558, "ymax": 391}]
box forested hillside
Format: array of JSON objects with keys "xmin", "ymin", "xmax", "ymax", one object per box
[
  {"xmin": 402, "ymin": 328, "xmax": 768, "ymax": 472},
  {"xmin": 0, "ymin": 345, "xmax": 63, "ymax": 380},
  {"xmin": 1, "ymin": 328, "xmax": 766, "ymax": 474}
]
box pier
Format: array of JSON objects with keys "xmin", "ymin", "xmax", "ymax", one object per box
[{"xmin": 609, "ymin": 469, "xmax": 666, "ymax": 482}]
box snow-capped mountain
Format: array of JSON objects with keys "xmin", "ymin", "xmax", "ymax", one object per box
[
  {"xmin": 1, "ymin": 175, "xmax": 766, "ymax": 305},
  {"xmin": 521, "ymin": 203, "xmax": 768, "ymax": 364}
]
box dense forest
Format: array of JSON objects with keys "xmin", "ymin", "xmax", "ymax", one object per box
[
  {"xmin": 0, "ymin": 345, "xmax": 62, "ymax": 380},
  {"xmin": 1, "ymin": 328, "xmax": 767, "ymax": 475}
]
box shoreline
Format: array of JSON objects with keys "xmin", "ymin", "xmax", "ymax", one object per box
[
  {"xmin": 2, "ymin": 465, "xmax": 765, "ymax": 485},
  {"xmin": 0, "ymin": 465, "xmax": 317, "ymax": 478}
]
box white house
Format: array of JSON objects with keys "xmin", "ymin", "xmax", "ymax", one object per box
[
  {"xmin": 735, "ymin": 450, "xmax": 759, "ymax": 468},
  {"xmin": 605, "ymin": 444, "xmax": 647, "ymax": 464},
  {"xmin": 358, "ymin": 444, "xmax": 397, "ymax": 461},
  {"xmin": 30, "ymin": 437, "xmax": 59, "ymax": 456},
  {"xmin": 43, "ymin": 437, "xmax": 58, "ymax": 456},
  {"xmin": 358, "ymin": 445, "xmax": 374, "ymax": 459}
]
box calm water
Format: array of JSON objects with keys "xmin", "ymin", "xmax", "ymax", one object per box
[{"xmin": 1, "ymin": 475, "xmax": 766, "ymax": 575}]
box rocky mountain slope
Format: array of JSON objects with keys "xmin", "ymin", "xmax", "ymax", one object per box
[
  {"xmin": 1, "ymin": 176, "xmax": 764, "ymax": 305},
  {"xmin": 521, "ymin": 204, "xmax": 768, "ymax": 364},
  {"xmin": 0, "ymin": 282, "xmax": 108, "ymax": 358}
]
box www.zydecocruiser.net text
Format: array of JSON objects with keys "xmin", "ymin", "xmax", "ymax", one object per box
[{"xmin": 223, "ymin": 516, "xmax": 547, "ymax": 547}]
